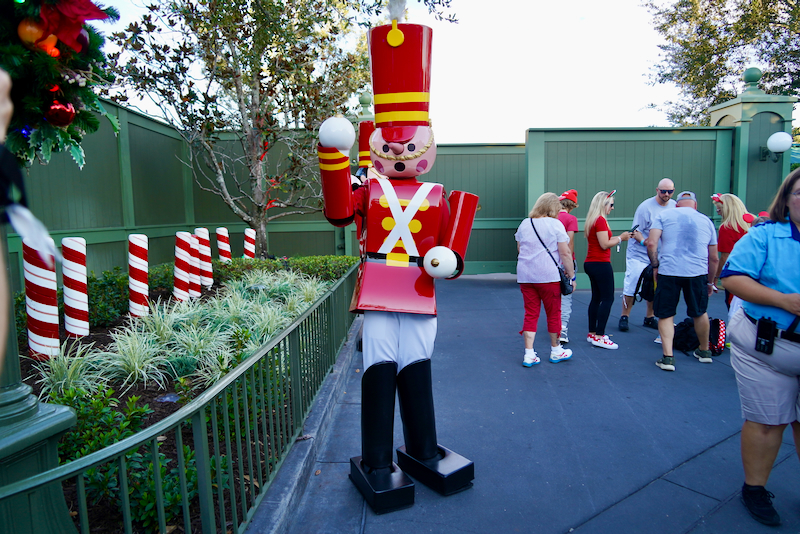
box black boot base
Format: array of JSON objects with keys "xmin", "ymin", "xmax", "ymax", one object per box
[
  {"xmin": 349, "ymin": 456, "xmax": 415, "ymax": 514},
  {"xmin": 396, "ymin": 445, "xmax": 474, "ymax": 496}
]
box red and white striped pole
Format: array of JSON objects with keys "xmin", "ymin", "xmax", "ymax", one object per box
[
  {"xmin": 173, "ymin": 232, "xmax": 192, "ymax": 302},
  {"xmin": 189, "ymin": 234, "xmax": 202, "ymax": 299},
  {"xmin": 128, "ymin": 234, "xmax": 149, "ymax": 317},
  {"xmin": 23, "ymin": 238, "xmax": 59, "ymax": 359},
  {"xmin": 244, "ymin": 228, "xmax": 256, "ymax": 258},
  {"xmin": 61, "ymin": 237, "xmax": 88, "ymax": 338},
  {"xmin": 194, "ymin": 227, "xmax": 213, "ymax": 288},
  {"xmin": 216, "ymin": 227, "xmax": 232, "ymax": 263}
]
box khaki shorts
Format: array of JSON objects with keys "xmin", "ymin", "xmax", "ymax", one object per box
[{"xmin": 729, "ymin": 308, "xmax": 800, "ymax": 425}]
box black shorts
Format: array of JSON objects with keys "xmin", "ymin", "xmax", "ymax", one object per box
[{"xmin": 653, "ymin": 274, "xmax": 709, "ymax": 319}]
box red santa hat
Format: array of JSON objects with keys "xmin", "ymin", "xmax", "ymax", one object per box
[{"xmin": 559, "ymin": 189, "xmax": 578, "ymax": 203}]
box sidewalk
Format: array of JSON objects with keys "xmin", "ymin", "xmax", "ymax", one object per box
[{"xmin": 248, "ymin": 274, "xmax": 799, "ymax": 534}]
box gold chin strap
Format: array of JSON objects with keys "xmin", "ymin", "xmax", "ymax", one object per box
[{"xmin": 369, "ymin": 131, "xmax": 435, "ymax": 161}]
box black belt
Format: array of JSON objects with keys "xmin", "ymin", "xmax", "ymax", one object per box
[
  {"xmin": 744, "ymin": 312, "xmax": 800, "ymax": 344},
  {"xmin": 366, "ymin": 252, "xmax": 424, "ymax": 267}
]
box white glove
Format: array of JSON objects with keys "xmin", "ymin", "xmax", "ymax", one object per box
[
  {"xmin": 423, "ymin": 246, "xmax": 457, "ymax": 279},
  {"xmin": 319, "ymin": 116, "xmax": 355, "ymax": 153}
]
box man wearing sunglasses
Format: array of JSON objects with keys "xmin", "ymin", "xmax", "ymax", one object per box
[{"xmin": 619, "ymin": 179, "xmax": 676, "ymax": 332}]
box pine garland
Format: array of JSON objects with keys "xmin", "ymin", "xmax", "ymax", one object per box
[{"xmin": 0, "ymin": 0, "xmax": 119, "ymax": 168}]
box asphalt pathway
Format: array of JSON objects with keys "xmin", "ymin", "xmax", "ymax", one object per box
[{"xmin": 249, "ymin": 274, "xmax": 800, "ymax": 534}]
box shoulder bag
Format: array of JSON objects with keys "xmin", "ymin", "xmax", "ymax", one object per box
[{"xmin": 530, "ymin": 218, "xmax": 573, "ymax": 295}]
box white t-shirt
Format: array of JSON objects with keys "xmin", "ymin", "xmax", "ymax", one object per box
[
  {"xmin": 515, "ymin": 217, "xmax": 569, "ymax": 283},
  {"xmin": 626, "ymin": 196, "xmax": 677, "ymax": 263},
  {"xmin": 651, "ymin": 207, "xmax": 717, "ymax": 277}
]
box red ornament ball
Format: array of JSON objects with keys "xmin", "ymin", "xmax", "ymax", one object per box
[{"xmin": 45, "ymin": 100, "xmax": 76, "ymax": 127}]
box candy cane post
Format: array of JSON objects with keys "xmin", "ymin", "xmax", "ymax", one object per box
[
  {"xmin": 194, "ymin": 227, "xmax": 213, "ymax": 287},
  {"xmin": 173, "ymin": 232, "xmax": 192, "ymax": 302},
  {"xmin": 61, "ymin": 237, "xmax": 89, "ymax": 338},
  {"xmin": 216, "ymin": 227, "xmax": 232, "ymax": 263},
  {"xmin": 243, "ymin": 228, "xmax": 256, "ymax": 258},
  {"xmin": 128, "ymin": 234, "xmax": 149, "ymax": 317},
  {"xmin": 23, "ymin": 238, "xmax": 59, "ymax": 359},
  {"xmin": 189, "ymin": 234, "xmax": 202, "ymax": 298}
]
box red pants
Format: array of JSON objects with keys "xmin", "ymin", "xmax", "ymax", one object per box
[{"xmin": 519, "ymin": 282, "xmax": 562, "ymax": 334}]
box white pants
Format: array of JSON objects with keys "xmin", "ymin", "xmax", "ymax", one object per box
[{"xmin": 362, "ymin": 311, "xmax": 437, "ymax": 372}]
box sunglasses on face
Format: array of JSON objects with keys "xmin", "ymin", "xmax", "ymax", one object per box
[{"xmin": 659, "ymin": 189, "xmax": 674, "ymax": 194}]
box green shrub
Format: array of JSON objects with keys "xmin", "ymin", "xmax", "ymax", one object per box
[
  {"xmin": 88, "ymin": 267, "xmax": 129, "ymax": 327},
  {"xmin": 287, "ymin": 255, "xmax": 358, "ymax": 281},
  {"xmin": 51, "ymin": 387, "xmax": 152, "ymax": 463},
  {"xmin": 148, "ymin": 262, "xmax": 174, "ymax": 292}
]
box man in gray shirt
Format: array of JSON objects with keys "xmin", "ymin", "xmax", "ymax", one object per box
[
  {"xmin": 647, "ymin": 191, "xmax": 719, "ymax": 372},
  {"xmin": 619, "ymin": 179, "xmax": 676, "ymax": 332}
]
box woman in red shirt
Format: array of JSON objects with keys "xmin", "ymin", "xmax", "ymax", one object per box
[
  {"xmin": 584, "ymin": 191, "xmax": 630, "ymax": 349},
  {"xmin": 711, "ymin": 193, "xmax": 749, "ymax": 308}
]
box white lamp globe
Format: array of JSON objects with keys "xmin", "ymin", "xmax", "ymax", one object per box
[
  {"xmin": 423, "ymin": 246, "xmax": 458, "ymax": 279},
  {"xmin": 767, "ymin": 131, "xmax": 793, "ymax": 154},
  {"xmin": 319, "ymin": 116, "xmax": 355, "ymax": 153}
]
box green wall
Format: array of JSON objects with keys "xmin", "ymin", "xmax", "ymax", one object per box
[{"xmin": 8, "ymin": 102, "xmax": 746, "ymax": 292}]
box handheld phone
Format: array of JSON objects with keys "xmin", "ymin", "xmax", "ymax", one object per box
[
  {"xmin": 630, "ymin": 224, "xmax": 639, "ymax": 234},
  {"xmin": 755, "ymin": 317, "xmax": 776, "ymax": 355}
]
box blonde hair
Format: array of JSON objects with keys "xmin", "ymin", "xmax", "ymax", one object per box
[
  {"xmin": 584, "ymin": 191, "xmax": 613, "ymax": 238},
  {"xmin": 529, "ymin": 193, "xmax": 562, "ymax": 219},
  {"xmin": 717, "ymin": 194, "xmax": 749, "ymax": 233}
]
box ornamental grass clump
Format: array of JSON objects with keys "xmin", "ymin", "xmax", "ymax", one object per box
[
  {"xmin": 96, "ymin": 328, "xmax": 171, "ymax": 391},
  {"xmin": 31, "ymin": 342, "xmax": 106, "ymax": 398}
]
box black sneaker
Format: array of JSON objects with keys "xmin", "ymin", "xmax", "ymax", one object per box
[
  {"xmin": 643, "ymin": 316, "xmax": 658, "ymax": 329},
  {"xmin": 619, "ymin": 316, "xmax": 629, "ymax": 332},
  {"xmin": 741, "ymin": 484, "xmax": 781, "ymax": 526}
]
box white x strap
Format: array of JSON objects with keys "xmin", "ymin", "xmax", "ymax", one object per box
[{"xmin": 376, "ymin": 178, "xmax": 435, "ymax": 257}]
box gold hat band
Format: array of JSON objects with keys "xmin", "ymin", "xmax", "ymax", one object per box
[{"xmin": 374, "ymin": 92, "xmax": 430, "ymax": 105}]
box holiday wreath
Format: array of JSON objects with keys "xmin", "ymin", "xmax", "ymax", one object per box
[{"xmin": 0, "ymin": 0, "xmax": 119, "ymax": 168}]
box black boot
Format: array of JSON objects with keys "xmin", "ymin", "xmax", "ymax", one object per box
[
  {"xmin": 396, "ymin": 359, "xmax": 474, "ymax": 495},
  {"xmin": 349, "ymin": 361, "xmax": 414, "ymax": 514}
]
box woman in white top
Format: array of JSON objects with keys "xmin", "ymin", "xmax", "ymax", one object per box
[{"xmin": 515, "ymin": 193, "xmax": 575, "ymax": 367}]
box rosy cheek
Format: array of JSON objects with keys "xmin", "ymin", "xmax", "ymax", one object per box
[
  {"xmin": 416, "ymin": 159, "xmax": 428, "ymax": 173},
  {"xmin": 374, "ymin": 160, "xmax": 384, "ymax": 173}
]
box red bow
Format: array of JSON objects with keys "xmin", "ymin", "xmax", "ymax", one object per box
[{"xmin": 39, "ymin": 0, "xmax": 108, "ymax": 53}]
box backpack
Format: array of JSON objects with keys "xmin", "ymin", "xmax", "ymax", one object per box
[
  {"xmin": 673, "ymin": 318, "xmax": 699, "ymax": 352},
  {"xmin": 634, "ymin": 264, "xmax": 656, "ymax": 302},
  {"xmin": 709, "ymin": 318, "xmax": 726, "ymax": 356}
]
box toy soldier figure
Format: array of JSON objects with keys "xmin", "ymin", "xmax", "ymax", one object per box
[{"xmin": 317, "ymin": 18, "xmax": 478, "ymax": 514}]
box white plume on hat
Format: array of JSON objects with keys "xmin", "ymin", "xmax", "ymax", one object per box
[{"xmin": 388, "ymin": 0, "xmax": 406, "ymax": 21}]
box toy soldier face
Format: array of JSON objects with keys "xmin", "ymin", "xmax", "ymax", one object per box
[{"xmin": 370, "ymin": 125, "xmax": 437, "ymax": 178}]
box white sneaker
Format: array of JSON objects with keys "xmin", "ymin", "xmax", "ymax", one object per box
[
  {"xmin": 587, "ymin": 334, "xmax": 598, "ymax": 343},
  {"xmin": 654, "ymin": 336, "xmax": 662, "ymax": 344},
  {"xmin": 549, "ymin": 346, "xmax": 573, "ymax": 363},
  {"xmin": 522, "ymin": 352, "xmax": 540, "ymax": 367},
  {"xmin": 559, "ymin": 329, "xmax": 570, "ymax": 343},
  {"xmin": 591, "ymin": 335, "xmax": 619, "ymax": 350}
]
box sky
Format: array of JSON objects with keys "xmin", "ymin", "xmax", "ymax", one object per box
[{"xmin": 100, "ymin": 0, "xmax": 690, "ymax": 144}]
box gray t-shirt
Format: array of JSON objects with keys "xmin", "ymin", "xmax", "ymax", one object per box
[
  {"xmin": 651, "ymin": 207, "xmax": 718, "ymax": 277},
  {"xmin": 626, "ymin": 196, "xmax": 677, "ymax": 263}
]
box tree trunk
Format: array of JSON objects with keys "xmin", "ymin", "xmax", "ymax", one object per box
[{"xmin": 254, "ymin": 215, "xmax": 269, "ymax": 258}]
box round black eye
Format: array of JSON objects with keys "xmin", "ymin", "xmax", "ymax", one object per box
[
  {"xmin": 382, "ymin": 144, "xmax": 389, "ymax": 153},
  {"xmin": 407, "ymin": 143, "xmax": 416, "ymax": 151}
]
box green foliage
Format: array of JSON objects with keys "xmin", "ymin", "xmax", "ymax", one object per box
[
  {"xmin": 51, "ymin": 387, "xmax": 152, "ymax": 463},
  {"xmin": 148, "ymin": 262, "xmax": 175, "ymax": 292},
  {"xmin": 0, "ymin": 1, "xmax": 120, "ymax": 167},
  {"xmin": 646, "ymin": 0, "xmax": 800, "ymax": 125},
  {"xmin": 88, "ymin": 267, "xmax": 129, "ymax": 327},
  {"xmin": 288, "ymin": 255, "xmax": 358, "ymax": 281},
  {"xmin": 31, "ymin": 341, "xmax": 105, "ymax": 398}
]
